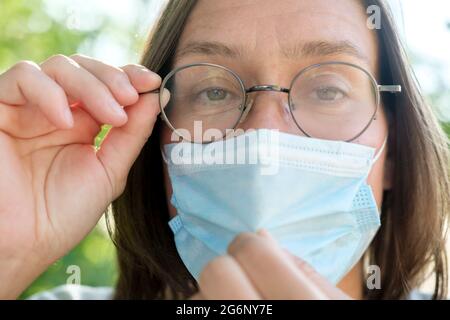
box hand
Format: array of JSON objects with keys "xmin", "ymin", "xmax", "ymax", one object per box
[
  {"xmin": 191, "ymin": 230, "xmax": 351, "ymax": 300},
  {"xmin": 0, "ymin": 54, "xmax": 168, "ymax": 298}
]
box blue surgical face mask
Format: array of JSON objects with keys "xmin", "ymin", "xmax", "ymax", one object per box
[{"xmin": 163, "ymin": 129, "xmax": 384, "ymax": 284}]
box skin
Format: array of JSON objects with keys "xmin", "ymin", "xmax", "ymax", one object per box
[
  {"xmin": 0, "ymin": 0, "xmax": 389, "ymax": 300},
  {"xmin": 161, "ymin": 0, "xmax": 390, "ymax": 299}
]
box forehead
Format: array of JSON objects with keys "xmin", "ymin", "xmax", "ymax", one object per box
[{"xmin": 175, "ymin": 0, "xmax": 379, "ymax": 71}]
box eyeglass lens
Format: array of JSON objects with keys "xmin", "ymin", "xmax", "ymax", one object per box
[{"xmin": 161, "ymin": 63, "xmax": 378, "ymax": 143}]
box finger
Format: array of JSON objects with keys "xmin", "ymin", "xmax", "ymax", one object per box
[
  {"xmin": 257, "ymin": 229, "xmax": 350, "ymax": 300},
  {"xmin": 198, "ymin": 255, "xmax": 261, "ymax": 300},
  {"xmin": 70, "ymin": 54, "xmax": 140, "ymax": 106},
  {"xmin": 256, "ymin": 229, "xmax": 277, "ymax": 243},
  {"xmin": 95, "ymin": 87, "xmax": 170, "ymax": 199},
  {"xmin": 120, "ymin": 64, "xmax": 162, "ymax": 93},
  {"xmin": 0, "ymin": 61, "xmax": 73, "ymax": 129},
  {"xmin": 286, "ymin": 252, "xmax": 350, "ymax": 300},
  {"xmin": 228, "ymin": 232, "xmax": 328, "ymax": 299},
  {"xmin": 17, "ymin": 107, "xmax": 102, "ymax": 156},
  {"xmin": 40, "ymin": 54, "xmax": 127, "ymax": 127}
]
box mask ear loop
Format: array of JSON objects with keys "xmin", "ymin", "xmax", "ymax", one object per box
[
  {"xmin": 160, "ymin": 145, "xmax": 169, "ymax": 164},
  {"xmin": 363, "ymin": 136, "xmax": 389, "ymax": 215},
  {"xmin": 362, "ymin": 136, "xmax": 388, "ymax": 182},
  {"xmin": 358, "ymin": 136, "xmax": 389, "ymax": 214},
  {"xmin": 372, "ymin": 136, "xmax": 388, "ymax": 165}
]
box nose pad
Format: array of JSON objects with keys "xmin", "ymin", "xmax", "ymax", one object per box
[
  {"xmin": 236, "ymin": 92, "xmax": 299, "ymax": 134},
  {"xmin": 238, "ymin": 97, "xmax": 253, "ymax": 123}
]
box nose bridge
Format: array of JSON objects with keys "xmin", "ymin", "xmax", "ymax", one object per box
[
  {"xmin": 238, "ymin": 83, "xmax": 295, "ymax": 132},
  {"xmin": 246, "ymin": 84, "xmax": 290, "ymax": 94}
]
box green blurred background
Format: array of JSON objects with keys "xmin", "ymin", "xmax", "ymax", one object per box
[{"xmin": 0, "ymin": 0, "xmax": 448, "ymax": 299}]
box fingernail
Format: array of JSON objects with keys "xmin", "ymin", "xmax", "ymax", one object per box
[
  {"xmin": 138, "ymin": 66, "xmax": 161, "ymax": 82},
  {"xmin": 121, "ymin": 80, "xmax": 138, "ymax": 99},
  {"xmin": 161, "ymin": 88, "xmax": 171, "ymax": 108},
  {"xmin": 257, "ymin": 229, "xmax": 277, "ymax": 243},
  {"xmin": 63, "ymin": 107, "xmax": 74, "ymax": 127},
  {"xmin": 112, "ymin": 103, "xmax": 127, "ymax": 118}
]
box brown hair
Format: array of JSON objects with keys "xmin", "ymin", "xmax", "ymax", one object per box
[{"xmin": 110, "ymin": 0, "xmax": 450, "ymax": 299}]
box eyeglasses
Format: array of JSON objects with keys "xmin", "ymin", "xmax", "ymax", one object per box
[{"xmin": 145, "ymin": 61, "xmax": 401, "ymax": 143}]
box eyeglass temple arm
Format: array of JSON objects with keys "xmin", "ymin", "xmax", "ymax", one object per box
[
  {"xmin": 139, "ymin": 88, "xmax": 160, "ymax": 95},
  {"xmin": 378, "ymin": 85, "xmax": 401, "ymax": 93},
  {"xmin": 134, "ymin": 88, "xmax": 164, "ymax": 119}
]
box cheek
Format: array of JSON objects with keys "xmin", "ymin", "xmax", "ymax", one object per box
[{"xmin": 161, "ymin": 122, "xmax": 175, "ymax": 145}]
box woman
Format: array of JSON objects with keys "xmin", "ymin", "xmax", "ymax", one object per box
[{"xmin": 0, "ymin": 0, "xmax": 449, "ymax": 300}]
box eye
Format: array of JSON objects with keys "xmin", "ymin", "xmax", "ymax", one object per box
[
  {"xmin": 313, "ymin": 86, "xmax": 345, "ymax": 101},
  {"xmin": 203, "ymin": 87, "xmax": 228, "ymax": 101}
]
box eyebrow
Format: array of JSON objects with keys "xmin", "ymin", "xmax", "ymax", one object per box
[
  {"xmin": 284, "ymin": 40, "xmax": 368, "ymax": 62},
  {"xmin": 174, "ymin": 40, "xmax": 369, "ymax": 62}
]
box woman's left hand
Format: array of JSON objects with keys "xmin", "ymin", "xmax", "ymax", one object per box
[{"xmin": 191, "ymin": 230, "xmax": 351, "ymax": 300}]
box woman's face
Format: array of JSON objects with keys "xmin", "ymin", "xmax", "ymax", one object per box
[{"xmin": 160, "ymin": 0, "xmax": 390, "ymax": 292}]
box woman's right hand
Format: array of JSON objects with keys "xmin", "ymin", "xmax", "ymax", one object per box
[{"xmin": 0, "ymin": 54, "xmax": 168, "ymax": 299}]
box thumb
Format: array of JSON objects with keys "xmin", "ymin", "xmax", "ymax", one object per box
[
  {"xmin": 287, "ymin": 250, "xmax": 351, "ymax": 300},
  {"xmin": 95, "ymin": 88, "xmax": 170, "ymax": 198},
  {"xmin": 257, "ymin": 229, "xmax": 351, "ymax": 300}
]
